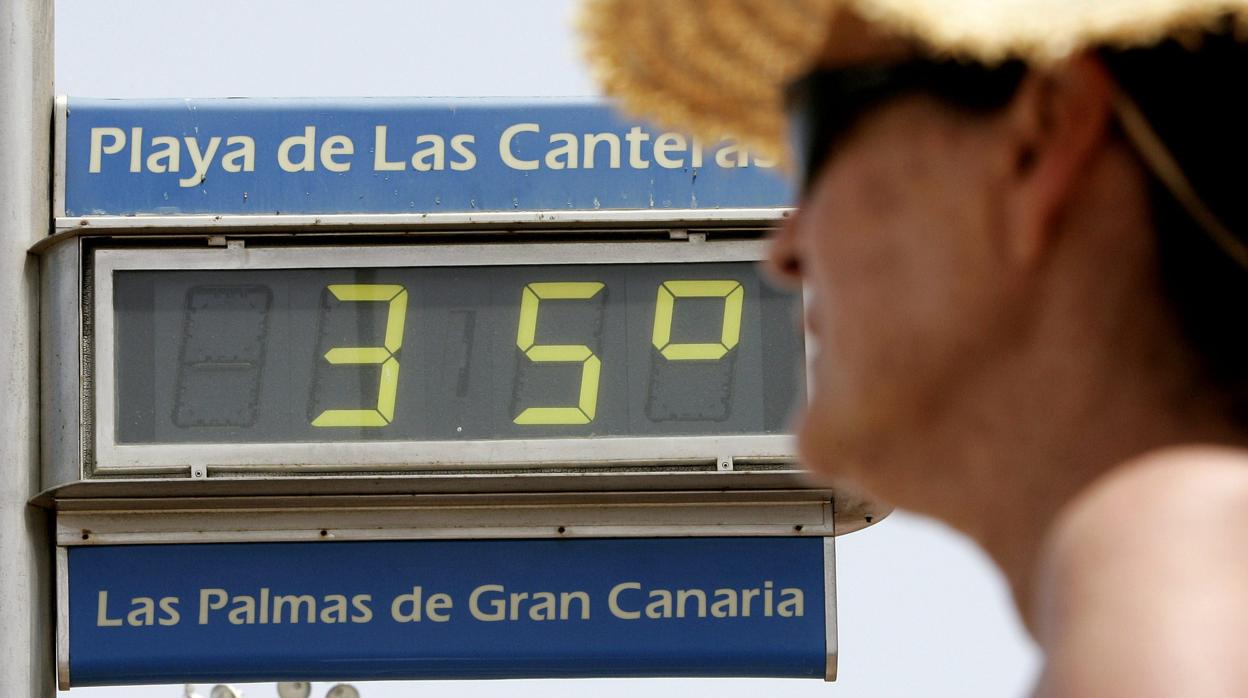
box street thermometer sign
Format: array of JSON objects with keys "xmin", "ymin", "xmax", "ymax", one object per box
[
  {"xmin": 92, "ymin": 243, "xmax": 802, "ymax": 470},
  {"xmin": 40, "ymin": 97, "xmax": 881, "ymax": 688}
]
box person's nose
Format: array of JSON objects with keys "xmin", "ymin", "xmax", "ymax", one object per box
[{"xmin": 766, "ymin": 209, "xmax": 804, "ymax": 287}]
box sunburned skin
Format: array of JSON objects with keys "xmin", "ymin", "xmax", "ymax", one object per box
[{"xmin": 1033, "ymin": 447, "xmax": 1248, "ymax": 696}]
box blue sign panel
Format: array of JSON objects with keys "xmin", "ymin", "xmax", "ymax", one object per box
[
  {"xmin": 62, "ymin": 98, "xmax": 794, "ymax": 217},
  {"xmin": 67, "ymin": 537, "xmax": 829, "ymax": 686}
]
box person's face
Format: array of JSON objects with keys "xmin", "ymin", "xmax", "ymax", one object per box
[{"xmin": 769, "ymin": 78, "xmax": 1019, "ymax": 501}]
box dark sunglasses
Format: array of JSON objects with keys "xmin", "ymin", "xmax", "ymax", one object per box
[{"xmin": 784, "ymin": 59, "xmax": 1028, "ymax": 193}]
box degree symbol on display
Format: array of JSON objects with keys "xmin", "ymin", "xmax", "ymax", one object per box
[{"xmin": 652, "ymin": 280, "xmax": 743, "ymax": 359}]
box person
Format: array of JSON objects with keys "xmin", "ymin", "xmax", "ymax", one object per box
[{"xmin": 582, "ymin": 1, "xmax": 1248, "ymax": 694}]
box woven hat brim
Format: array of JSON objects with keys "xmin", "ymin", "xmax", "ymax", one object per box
[{"xmin": 580, "ymin": 0, "xmax": 1248, "ymax": 161}]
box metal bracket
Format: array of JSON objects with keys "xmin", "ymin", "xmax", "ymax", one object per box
[
  {"xmin": 717, "ymin": 455, "xmax": 734, "ymax": 472},
  {"xmin": 207, "ymin": 237, "xmax": 246, "ymax": 250},
  {"xmin": 54, "ymin": 492, "xmax": 849, "ymax": 547},
  {"xmin": 669, "ymin": 229, "xmax": 706, "ymax": 243},
  {"xmin": 190, "ymin": 465, "xmax": 208, "ymax": 480}
]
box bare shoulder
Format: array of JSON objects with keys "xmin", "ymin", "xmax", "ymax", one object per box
[
  {"xmin": 1035, "ymin": 446, "xmax": 1248, "ymax": 697},
  {"xmin": 1055, "ymin": 445, "xmax": 1248, "ymax": 535}
]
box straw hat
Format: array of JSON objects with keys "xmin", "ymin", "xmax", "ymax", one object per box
[{"xmin": 580, "ymin": 0, "xmax": 1248, "ymax": 160}]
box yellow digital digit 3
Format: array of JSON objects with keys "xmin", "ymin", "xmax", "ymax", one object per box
[{"xmin": 311, "ymin": 284, "xmax": 408, "ymax": 427}]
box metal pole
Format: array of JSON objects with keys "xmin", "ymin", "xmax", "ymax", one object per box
[{"xmin": 0, "ymin": 0, "xmax": 55, "ymax": 696}]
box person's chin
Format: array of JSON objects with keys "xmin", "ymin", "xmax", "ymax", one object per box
[
  {"xmin": 797, "ymin": 394, "xmax": 900, "ymax": 484},
  {"xmin": 795, "ymin": 404, "xmax": 858, "ymax": 477},
  {"xmin": 795, "ymin": 437, "xmax": 883, "ymax": 512}
]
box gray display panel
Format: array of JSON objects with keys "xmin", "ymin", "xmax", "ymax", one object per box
[{"xmin": 113, "ymin": 263, "xmax": 803, "ymax": 444}]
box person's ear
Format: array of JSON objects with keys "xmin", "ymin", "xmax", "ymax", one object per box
[
  {"xmin": 1000, "ymin": 53, "xmax": 1116, "ymax": 266},
  {"xmin": 767, "ymin": 209, "xmax": 805, "ymax": 286}
]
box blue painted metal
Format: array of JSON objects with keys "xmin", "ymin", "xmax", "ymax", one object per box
[
  {"xmin": 67, "ymin": 537, "xmax": 826, "ymax": 685},
  {"xmin": 62, "ymin": 98, "xmax": 794, "ymax": 217}
]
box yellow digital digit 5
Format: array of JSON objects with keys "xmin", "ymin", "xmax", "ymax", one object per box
[
  {"xmin": 514, "ymin": 281, "xmax": 604, "ymax": 425},
  {"xmin": 311, "ymin": 284, "xmax": 408, "ymax": 427},
  {"xmin": 652, "ymin": 280, "xmax": 743, "ymax": 360}
]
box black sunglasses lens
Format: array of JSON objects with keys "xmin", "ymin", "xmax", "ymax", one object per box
[
  {"xmin": 786, "ymin": 61, "xmax": 1026, "ymax": 192},
  {"xmin": 786, "ymin": 68, "xmax": 906, "ymax": 192}
]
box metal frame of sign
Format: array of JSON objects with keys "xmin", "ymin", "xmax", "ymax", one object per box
[
  {"xmin": 90, "ymin": 239, "xmax": 792, "ymax": 474},
  {"xmin": 50, "ymin": 208, "xmax": 792, "ymax": 236},
  {"xmin": 39, "ymin": 228, "xmax": 886, "ymax": 521}
]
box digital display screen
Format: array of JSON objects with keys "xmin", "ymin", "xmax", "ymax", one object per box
[{"xmin": 112, "ymin": 262, "xmax": 804, "ymax": 444}]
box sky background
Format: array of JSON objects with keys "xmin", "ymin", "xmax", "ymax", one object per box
[{"xmin": 54, "ymin": 1, "xmax": 1040, "ymax": 696}]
